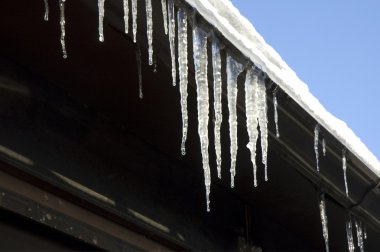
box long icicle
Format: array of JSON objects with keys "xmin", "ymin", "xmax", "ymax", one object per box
[
  {"xmin": 177, "ymin": 7, "xmax": 188, "ymax": 156},
  {"xmin": 131, "ymin": 0, "xmax": 137, "ymax": 43},
  {"xmin": 98, "ymin": 0, "xmax": 105, "ymax": 42},
  {"xmin": 314, "ymin": 124, "xmax": 320, "ymax": 172},
  {"xmin": 161, "ymin": 0, "xmax": 168, "ymax": 35},
  {"xmin": 145, "ymin": 0, "xmax": 153, "ymax": 65},
  {"xmin": 342, "ymin": 149, "xmax": 349, "ymax": 197},
  {"xmin": 168, "ymin": 0, "xmax": 176, "ymax": 86},
  {"xmin": 212, "ymin": 37, "xmax": 223, "ymax": 179},
  {"xmin": 226, "ymin": 52, "xmax": 244, "ymax": 188},
  {"xmin": 273, "ymin": 89, "xmax": 280, "ymax": 138},
  {"xmin": 123, "ymin": 0, "xmax": 129, "ymax": 34},
  {"xmin": 59, "ymin": 0, "xmax": 67, "ymax": 59},
  {"xmin": 355, "ymin": 219, "xmax": 365, "ymax": 252},
  {"xmin": 346, "ymin": 214, "xmax": 355, "ymax": 252},
  {"xmin": 193, "ymin": 26, "xmax": 211, "ymax": 212},
  {"xmin": 319, "ymin": 193, "xmax": 330, "ymax": 252},
  {"xmin": 136, "ymin": 45, "xmax": 143, "ymax": 99},
  {"xmin": 44, "ymin": 0, "xmax": 49, "ymax": 21},
  {"xmin": 257, "ymin": 76, "xmax": 268, "ymax": 181},
  {"xmin": 245, "ymin": 67, "xmax": 259, "ymax": 187}
]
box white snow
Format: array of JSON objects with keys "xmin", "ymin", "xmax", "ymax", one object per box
[
  {"xmin": 177, "ymin": 6, "xmax": 188, "ymax": 156},
  {"xmin": 44, "ymin": 0, "xmax": 49, "ymax": 21},
  {"xmin": 319, "ymin": 193, "xmax": 329, "ymax": 252},
  {"xmin": 123, "ymin": 0, "xmax": 129, "ymax": 34},
  {"xmin": 183, "ymin": 0, "xmax": 380, "ymax": 177},
  {"xmin": 145, "ymin": 0, "xmax": 153, "ymax": 65},
  {"xmin": 59, "ymin": 0, "xmax": 67, "ymax": 59},
  {"xmin": 98, "ymin": 0, "xmax": 105, "ymax": 42}
]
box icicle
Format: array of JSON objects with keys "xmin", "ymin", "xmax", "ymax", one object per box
[
  {"xmin": 245, "ymin": 67, "xmax": 259, "ymax": 187},
  {"xmin": 319, "ymin": 194, "xmax": 329, "ymax": 252},
  {"xmin": 136, "ymin": 45, "xmax": 143, "ymax": 99},
  {"xmin": 161, "ymin": 0, "xmax": 168, "ymax": 35},
  {"xmin": 346, "ymin": 215, "xmax": 355, "ymax": 252},
  {"xmin": 43, "ymin": 0, "xmax": 49, "ymax": 21},
  {"xmin": 364, "ymin": 224, "xmax": 367, "ymax": 240},
  {"xmin": 98, "ymin": 0, "xmax": 105, "ymax": 42},
  {"xmin": 322, "ymin": 138, "xmax": 327, "ymax": 156},
  {"xmin": 168, "ymin": 0, "xmax": 176, "ymax": 86},
  {"xmin": 342, "ymin": 149, "xmax": 349, "ymax": 197},
  {"xmin": 273, "ymin": 89, "xmax": 280, "ymax": 138},
  {"xmin": 355, "ymin": 219, "xmax": 365, "ymax": 252},
  {"xmin": 226, "ymin": 52, "xmax": 244, "ymax": 188},
  {"xmin": 257, "ymin": 76, "xmax": 268, "ymax": 181},
  {"xmin": 177, "ymin": 7, "xmax": 188, "ymax": 156},
  {"xmin": 132, "ymin": 0, "xmax": 137, "ymax": 43},
  {"xmin": 212, "ymin": 37, "xmax": 223, "ymax": 179},
  {"xmin": 314, "ymin": 124, "xmax": 320, "ymax": 172},
  {"xmin": 193, "ymin": 26, "xmax": 211, "ymax": 212},
  {"xmin": 59, "ymin": 0, "xmax": 67, "ymax": 59},
  {"xmin": 145, "ymin": 0, "xmax": 153, "ymax": 65},
  {"xmin": 123, "ymin": 0, "xmax": 129, "ymax": 34}
]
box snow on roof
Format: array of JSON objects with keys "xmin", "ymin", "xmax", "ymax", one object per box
[{"xmin": 185, "ymin": 0, "xmax": 380, "ymax": 176}]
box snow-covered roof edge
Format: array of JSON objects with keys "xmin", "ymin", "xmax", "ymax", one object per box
[{"xmin": 185, "ymin": 0, "xmax": 380, "ymax": 176}]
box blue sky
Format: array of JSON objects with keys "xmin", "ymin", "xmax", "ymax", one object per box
[{"xmin": 231, "ymin": 0, "xmax": 380, "ymax": 160}]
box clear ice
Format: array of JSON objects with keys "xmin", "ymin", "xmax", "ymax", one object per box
[
  {"xmin": 226, "ymin": 52, "xmax": 244, "ymax": 188},
  {"xmin": 136, "ymin": 45, "xmax": 143, "ymax": 99},
  {"xmin": 342, "ymin": 149, "xmax": 349, "ymax": 197},
  {"xmin": 132, "ymin": 0, "xmax": 137, "ymax": 43},
  {"xmin": 273, "ymin": 90, "xmax": 280, "ymax": 138},
  {"xmin": 355, "ymin": 219, "xmax": 365, "ymax": 252},
  {"xmin": 44, "ymin": 0, "xmax": 49, "ymax": 21},
  {"xmin": 346, "ymin": 215, "xmax": 355, "ymax": 252},
  {"xmin": 245, "ymin": 67, "xmax": 259, "ymax": 187},
  {"xmin": 319, "ymin": 194, "xmax": 330, "ymax": 252},
  {"xmin": 322, "ymin": 138, "xmax": 327, "ymax": 156},
  {"xmin": 193, "ymin": 26, "xmax": 211, "ymax": 212},
  {"xmin": 98, "ymin": 0, "xmax": 105, "ymax": 42},
  {"xmin": 314, "ymin": 124, "xmax": 320, "ymax": 172},
  {"xmin": 145, "ymin": 0, "xmax": 153, "ymax": 65},
  {"xmin": 168, "ymin": 0, "xmax": 176, "ymax": 86},
  {"xmin": 161, "ymin": 0, "xmax": 168, "ymax": 35},
  {"xmin": 59, "ymin": 0, "xmax": 67, "ymax": 59},
  {"xmin": 212, "ymin": 37, "xmax": 223, "ymax": 179},
  {"xmin": 123, "ymin": 0, "xmax": 129, "ymax": 34},
  {"xmin": 177, "ymin": 7, "xmax": 188, "ymax": 156},
  {"xmin": 257, "ymin": 76, "xmax": 268, "ymax": 181}
]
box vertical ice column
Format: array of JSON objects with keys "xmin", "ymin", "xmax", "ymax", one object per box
[
  {"xmin": 322, "ymin": 138, "xmax": 327, "ymax": 156},
  {"xmin": 257, "ymin": 76, "xmax": 268, "ymax": 181},
  {"xmin": 177, "ymin": 7, "xmax": 188, "ymax": 156},
  {"xmin": 131, "ymin": 0, "xmax": 137, "ymax": 43},
  {"xmin": 245, "ymin": 67, "xmax": 259, "ymax": 187},
  {"xmin": 193, "ymin": 26, "xmax": 211, "ymax": 212},
  {"xmin": 314, "ymin": 124, "xmax": 320, "ymax": 172},
  {"xmin": 212, "ymin": 37, "xmax": 223, "ymax": 179},
  {"xmin": 44, "ymin": 0, "xmax": 49, "ymax": 21},
  {"xmin": 342, "ymin": 149, "xmax": 349, "ymax": 197},
  {"xmin": 273, "ymin": 90, "xmax": 280, "ymax": 138},
  {"xmin": 226, "ymin": 52, "xmax": 244, "ymax": 188},
  {"xmin": 98, "ymin": 0, "xmax": 105, "ymax": 42},
  {"xmin": 319, "ymin": 194, "xmax": 330, "ymax": 252},
  {"xmin": 123, "ymin": 0, "xmax": 129, "ymax": 34},
  {"xmin": 59, "ymin": 0, "xmax": 67, "ymax": 59},
  {"xmin": 145, "ymin": 0, "xmax": 153, "ymax": 65},
  {"xmin": 136, "ymin": 45, "xmax": 143, "ymax": 99},
  {"xmin": 168, "ymin": 0, "xmax": 176, "ymax": 86},
  {"xmin": 346, "ymin": 215, "xmax": 355, "ymax": 252},
  {"xmin": 355, "ymin": 220, "xmax": 365, "ymax": 252},
  {"xmin": 161, "ymin": 0, "xmax": 168, "ymax": 35}
]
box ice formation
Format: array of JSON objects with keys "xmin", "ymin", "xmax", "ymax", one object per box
[
  {"xmin": 131, "ymin": 0, "xmax": 137, "ymax": 43},
  {"xmin": 364, "ymin": 225, "xmax": 367, "ymax": 240},
  {"xmin": 136, "ymin": 45, "xmax": 143, "ymax": 99},
  {"xmin": 59, "ymin": 0, "xmax": 67, "ymax": 59},
  {"xmin": 346, "ymin": 215, "xmax": 355, "ymax": 252},
  {"xmin": 245, "ymin": 67, "xmax": 259, "ymax": 187},
  {"xmin": 161, "ymin": 0, "xmax": 168, "ymax": 35},
  {"xmin": 273, "ymin": 89, "xmax": 280, "ymax": 138},
  {"xmin": 226, "ymin": 52, "xmax": 244, "ymax": 188},
  {"xmin": 212, "ymin": 37, "xmax": 223, "ymax": 178},
  {"xmin": 43, "ymin": 0, "xmax": 49, "ymax": 21},
  {"xmin": 177, "ymin": 7, "xmax": 188, "ymax": 156},
  {"xmin": 145, "ymin": 0, "xmax": 153, "ymax": 65},
  {"xmin": 314, "ymin": 124, "xmax": 320, "ymax": 172},
  {"xmin": 98, "ymin": 0, "xmax": 105, "ymax": 42},
  {"xmin": 168, "ymin": 0, "xmax": 176, "ymax": 86},
  {"xmin": 257, "ymin": 76, "xmax": 268, "ymax": 181},
  {"xmin": 355, "ymin": 219, "xmax": 365, "ymax": 252},
  {"xmin": 322, "ymin": 138, "xmax": 326, "ymax": 156},
  {"xmin": 342, "ymin": 150, "xmax": 349, "ymax": 197},
  {"xmin": 123, "ymin": 0, "xmax": 129, "ymax": 34},
  {"xmin": 319, "ymin": 194, "xmax": 329, "ymax": 252},
  {"xmin": 193, "ymin": 26, "xmax": 211, "ymax": 211}
]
